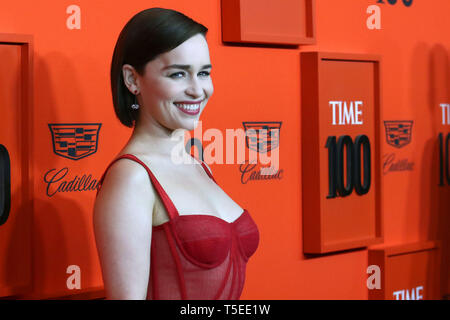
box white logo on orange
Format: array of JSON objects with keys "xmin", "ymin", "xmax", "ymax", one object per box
[
  {"xmin": 66, "ymin": 5, "xmax": 81, "ymax": 30},
  {"xmin": 367, "ymin": 265, "xmax": 381, "ymax": 290},
  {"xmin": 329, "ymin": 101, "xmax": 364, "ymax": 125},
  {"xmin": 393, "ymin": 286, "xmax": 424, "ymax": 300},
  {"xmin": 367, "ymin": 5, "xmax": 381, "ymax": 30},
  {"xmin": 66, "ymin": 264, "xmax": 81, "ymax": 289}
]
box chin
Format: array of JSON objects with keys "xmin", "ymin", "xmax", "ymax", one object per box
[
  {"xmin": 183, "ymin": 122, "xmax": 198, "ymax": 131},
  {"xmin": 184, "ymin": 116, "xmax": 202, "ymax": 130},
  {"xmin": 167, "ymin": 120, "xmax": 198, "ymax": 132}
]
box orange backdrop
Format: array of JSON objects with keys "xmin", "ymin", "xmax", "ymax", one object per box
[{"xmin": 0, "ymin": 0, "xmax": 448, "ymax": 299}]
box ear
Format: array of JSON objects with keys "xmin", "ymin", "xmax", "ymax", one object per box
[{"xmin": 122, "ymin": 64, "xmax": 140, "ymax": 94}]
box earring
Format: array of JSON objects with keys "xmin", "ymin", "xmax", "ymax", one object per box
[{"xmin": 131, "ymin": 90, "xmax": 139, "ymax": 110}]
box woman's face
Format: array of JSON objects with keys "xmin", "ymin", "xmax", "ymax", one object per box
[{"xmin": 136, "ymin": 33, "xmax": 214, "ymax": 132}]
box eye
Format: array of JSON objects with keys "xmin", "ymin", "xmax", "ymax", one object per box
[
  {"xmin": 198, "ymin": 71, "xmax": 211, "ymax": 77},
  {"xmin": 169, "ymin": 72, "xmax": 185, "ymax": 79}
]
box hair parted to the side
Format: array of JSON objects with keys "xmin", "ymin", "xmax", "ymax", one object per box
[{"xmin": 110, "ymin": 7, "xmax": 208, "ymax": 128}]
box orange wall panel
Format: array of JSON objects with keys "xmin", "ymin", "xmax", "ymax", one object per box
[
  {"xmin": 221, "ymin": 0, "xmax": 316, "ymax": 45},
  {"xmin": 301, "ymin": 52, "xmax": 383, "ymax": 254},
  {"xmin": 0, "ymin": 35, "xmax": 34, "ymax": 298},
  {"xmin": 368, "ymin": 241, "xmax": 441, "ymax": 300}
]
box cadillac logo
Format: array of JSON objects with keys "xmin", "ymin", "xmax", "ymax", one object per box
[
  {"xmin": 384, "ymin": 120, "xmax": 413, "ymax": 148},
  {"xmin": 243, "ymin": 121, "xmax": 282, "ymax": 153},
  {"xmin": 48, "ymin": 123, "xmax": 101, "ymax": 160}
]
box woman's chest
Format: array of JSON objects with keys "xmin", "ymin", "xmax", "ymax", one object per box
[{"xmin": 149, "ymin": 160, "xmax": 244, "ymax": 226}]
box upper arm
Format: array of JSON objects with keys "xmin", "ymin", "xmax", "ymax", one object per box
[{"xmin": 93, "ymin": 159, "xmax": 155, "ymax": 300}]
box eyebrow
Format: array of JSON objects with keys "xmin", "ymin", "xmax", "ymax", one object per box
[{"xmin": 163, "ymin": 64, "xmax": 212, "ymax": 71}]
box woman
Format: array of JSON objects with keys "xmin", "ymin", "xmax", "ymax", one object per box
[{"xmin": 93, "ymin": 8, "xmax": 259, "ymax": 300}]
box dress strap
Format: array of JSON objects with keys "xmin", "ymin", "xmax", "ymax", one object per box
[{"xmin": 96, "ymin": 154, "xmax": 180, "ymax": 220}]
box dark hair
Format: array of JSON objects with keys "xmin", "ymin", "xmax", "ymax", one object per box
[{"xmin": 110, "ymin": 8, "xmax": 208, "ymax": 127}]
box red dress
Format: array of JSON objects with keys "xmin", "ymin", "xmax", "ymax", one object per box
[{"xmin": 96, "ymin": 154, "xmax": 259, "ymax": 299}]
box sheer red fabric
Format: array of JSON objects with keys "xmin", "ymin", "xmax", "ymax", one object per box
[{"xmin": 96, "ymin": 154, "xmax": 259, "ymax": 300}]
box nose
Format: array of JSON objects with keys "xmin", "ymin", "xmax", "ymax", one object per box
[{"xmin": 185, "ymin": 76, "xmax": 204, "ymax": 98}]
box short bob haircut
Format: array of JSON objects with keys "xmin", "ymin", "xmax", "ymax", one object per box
[{"xmin": 110, "ymin": 8, "xmax": 208, "ymax": 128}]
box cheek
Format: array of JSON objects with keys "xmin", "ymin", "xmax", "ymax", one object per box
[
  {"xmin": 154, "ymin": 82, "xmax": 181, "ymax": 101},
  {"xmin": 143, "ymin": 77, "xmax": 177, "ymax": 99},
  {"xmin": 143, "ymin": 91, "xmax": 175, "ymax": 109},
  {"xmin": 205, "ymin": 80, "xmax": 214, "ymax": 96}
]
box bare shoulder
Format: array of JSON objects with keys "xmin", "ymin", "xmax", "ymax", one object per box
[{"xmin": 95, "ymin": 157, "xmax": 155, "ymax": 212}]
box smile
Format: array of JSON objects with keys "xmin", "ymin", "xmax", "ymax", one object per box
[{"xmin": 173, "ymin": 102, "xmax": 202, "ymax": 115}]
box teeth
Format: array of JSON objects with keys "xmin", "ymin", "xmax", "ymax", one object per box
[{"xmin": 175, "ymin": 103, "xmax": 200, "ymax": 111}]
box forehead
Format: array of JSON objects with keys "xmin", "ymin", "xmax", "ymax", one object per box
[{"xmin": 148, "ymin": 34, "xmax": 211, "ymax": 71}]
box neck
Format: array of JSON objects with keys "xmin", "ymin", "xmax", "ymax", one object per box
[{"xmin": 126, "ymin": 112, "xmax": 193, "ymax": 163}]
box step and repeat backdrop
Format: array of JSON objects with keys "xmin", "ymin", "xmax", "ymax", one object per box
[{"xmin": 0, "ymin": 0, "xmax": 448, "ymax": 299}]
